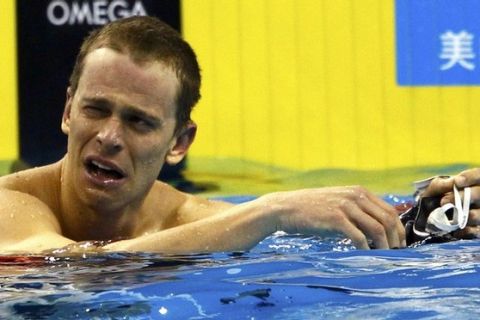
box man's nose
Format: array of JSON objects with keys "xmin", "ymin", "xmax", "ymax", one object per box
[{"xmin": 96, "ymin": 118, "xmax": 124, "ymax": 153}]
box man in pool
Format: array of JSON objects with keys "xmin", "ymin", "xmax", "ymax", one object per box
[{"xmin": 0, "ymin": 16, "xmax": 478, "ymax": 254}]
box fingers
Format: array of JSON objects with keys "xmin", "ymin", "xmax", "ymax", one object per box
[
  {"xmin": 452, "ymin": 208, "xmax": 480, "ymax": 239},
  {"xmin": 366, "ymin": 192, "xmax": 407, "ymax": 247},
  {"xmin": 336, "ymin": 218, "xmax": 370, "ymax": 250},
  {"xmin": 448, "ymin": 205, "xmax": 480, "ymax": 240},
  {"xmin": 343, "ymin": 201, "xmax": 389, "ymax": 249},
  {"xmin": 428, "ymin": 168, "xmax": 480, "ymax": 202},
  {"xmin": 441, "ymin": 186, "xmax": 480, "ymax": 206},
  {"xmin": 466, "ymin": 208, "xmax": 480, "ymax": 226},
  {"xmin": 422, "ymin": 176, "xmax": 455, "ymax": 197},
  {"xmin": 453, "ymin": 226, "xmax": 480, "ymax": 239},
  {"xmin": 454, "ymin": 168, "xmax": 480, "ymax": 188},
  {"xmin": 337, "ymin": 187, "xmax": 405, "ymax": 249},
  {"xmin": 357, "ymin": 196, "xmax": 405, "ymax": 248},
  {"xmin": 438, "ymin": 170, "xmax": 480, "ymax": 234},
  {"xmin": 277, "ymin": 186, "xmax": 406, "ymax": 250}
]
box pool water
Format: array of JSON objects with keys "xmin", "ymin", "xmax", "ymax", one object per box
[{"xmin": 1, "ymin": 195, "xmax": 480, "ymax": 319}]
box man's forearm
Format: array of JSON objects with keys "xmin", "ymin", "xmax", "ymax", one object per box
[
  {"xmin": 104, "ymin": 185, "xmax": 406, "ymax": 253},
  {"xmin": 103, "ymin": 196, "xmax": 279, "ymax": 253}
]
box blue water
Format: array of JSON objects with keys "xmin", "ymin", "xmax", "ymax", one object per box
[{"xmin": 1, "ymin": 195, "xmax": 480, "ymax": 319}]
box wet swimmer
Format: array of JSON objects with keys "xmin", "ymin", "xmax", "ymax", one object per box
[{"xmin": 0, "ymin": 16, "xmax": 477, "ymax": 254}]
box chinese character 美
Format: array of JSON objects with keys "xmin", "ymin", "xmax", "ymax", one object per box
[{"xmin": 439, "ymin": 30, "xmax": 475, "ymax": 71}]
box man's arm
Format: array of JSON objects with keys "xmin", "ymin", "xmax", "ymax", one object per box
[
  {"xmin": 0, "ymin": 189, "xmax": 74, "ymax": 253},
  {"xmin": 105, "ymin": 186, "xmax": 405, "ymax": 253}
]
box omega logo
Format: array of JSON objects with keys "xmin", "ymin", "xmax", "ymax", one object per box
[{"xmin": 46, "ymin": 0, "xmax": 148, "ymax": 26}]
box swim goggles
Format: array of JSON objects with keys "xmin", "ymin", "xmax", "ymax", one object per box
[{"xmin": 399, "ymin": 176, "xmax": 471, "ymax": 246}]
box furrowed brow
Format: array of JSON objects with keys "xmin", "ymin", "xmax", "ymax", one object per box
[
  {"xmin": 81, "ymin": 96, "xmax": 165, "ymax": 126},
  {"xmin": 81, "ymin": 97, "xmax": 111, "ymax": 107},
  {"xmin": 124, "ymin": 106, "xmax": 164, "ymax": 126}
]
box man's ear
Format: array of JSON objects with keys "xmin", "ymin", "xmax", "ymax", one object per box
[
  {"xmin": 165, "ymin": 121, "xmax": 197, "ymax": 165},
  {"xmin": 61, "ymin": 87, "xmax": 73, "ymax": 135}
]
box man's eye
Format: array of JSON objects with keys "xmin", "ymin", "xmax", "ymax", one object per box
[
  {"xmin": 129, "ymin": 116, "xmax": 154, "ymax": 131},
  {"xmin": 83, "ymin": 106, "xmax": 107, "ymax": 116}
]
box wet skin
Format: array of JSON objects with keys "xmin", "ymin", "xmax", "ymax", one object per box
[
  {"xmin": 0, "ymin": 49, "xmax": 413, "ymax": 253},
  {"xmin": 62, "ymin": 48, "xmax": 181, "ymax": 213}
]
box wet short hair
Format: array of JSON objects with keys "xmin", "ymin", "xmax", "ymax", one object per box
[{"xmin": 69, "ymin": 16, "xmax": 201, "ymax": 132}]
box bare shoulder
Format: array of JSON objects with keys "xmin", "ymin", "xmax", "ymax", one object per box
[
  {"xmin": 0, "ymin": 162, "xmax": 60, "ymax": 189},
  {"xmin": 149, "ymin": 181, "xmax": 234, "ymax": 225},
  {"xmin": 0, "ymin": 188, "xmax": 66, "ymax": 251},
  {"xmin": 0, "ymin": 162, "xmax": 61, "ymax": 207},
  {"xmin": 0, "ymin": 188, "xmax": 57, "ymax": 218},
  {"xmin": 178, "ymin": 192, "xmax": 235, "ymax": 224}
]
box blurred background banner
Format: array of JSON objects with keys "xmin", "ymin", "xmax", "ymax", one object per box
[
  {"xmin": 396, "ymin": 0, "xmax": 480, "ymax": 85},
  {"xmin": 15, "ymin": 0, "xmax": 180, "ymax": 167},
  {"xmin": 1, "ymin": 0, "xmax": 479, "ymax": 177},
  {"xmin": 182, "ymin": 0, "xmax": 480, "ymax": 171},
  {"xmin": 0, "ymin": 0, "xmax": 18, "ymax": 163}
]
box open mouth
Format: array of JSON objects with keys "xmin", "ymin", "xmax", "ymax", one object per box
[{"xmin": 86, "ymin": 160, "xmax": 125, "ymax": 181}]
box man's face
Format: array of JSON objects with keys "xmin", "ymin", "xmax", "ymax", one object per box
[{"xmin": 62, "ymin": 48, "xmax": 185, "ymax": 209}]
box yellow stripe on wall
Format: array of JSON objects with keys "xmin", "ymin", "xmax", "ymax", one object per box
[
  {"xmin": 0, "ymin": 0, "xmax": 18, "ymax": 161},
  {"xmin": 183, "ymin": 0, "xmax": 478, "ymax": 170}
]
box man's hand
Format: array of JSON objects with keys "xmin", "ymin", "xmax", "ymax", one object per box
[
  {"xmin": 264, "ymin": 186, "xmax": 406, "ymax": 250},
  {"xmin": 422, "ymin": 168, "xmax": 480, "ymax": 239},
  {"xmin": 105, "ymin": 186, "xmax": 405, "ymax": 253}
]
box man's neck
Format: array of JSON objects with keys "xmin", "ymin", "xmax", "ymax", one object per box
[{"xmin": 58, "ymin": 158, "xmax": 146, "ymax": 241}]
